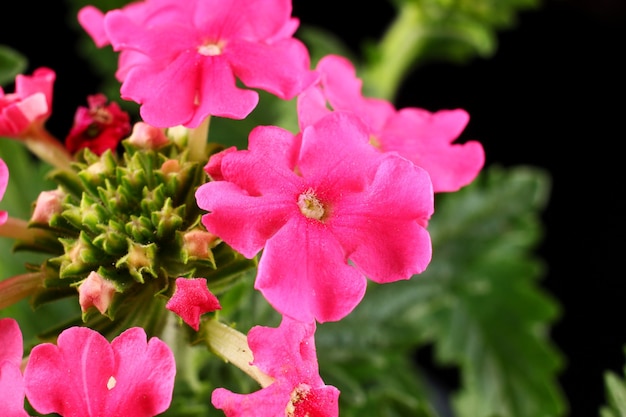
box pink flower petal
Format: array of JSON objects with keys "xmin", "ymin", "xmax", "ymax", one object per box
[
  {"xmin": 256, "ymin": 218, "xmax": 366, "ymax": 323},
  {"xmin": 0, "ymin": 159, "xmax": 8, "ymax": 224},
  {"xmin": 0, "ymin": 363, "xmax": 28, "ymax": 417},
  {"xmin": 0, "ymin": 318, "xmax": 23, "ymax": 369}
]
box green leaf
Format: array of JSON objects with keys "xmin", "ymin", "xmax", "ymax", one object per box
[
  {"xmin": 600, "ymin": 347, "xmax": 626, "ymax": 417},
  {"xmin": 0, "ymin": 45, "xmax": 27, "ymax": 86}
]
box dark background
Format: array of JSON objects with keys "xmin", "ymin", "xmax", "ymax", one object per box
[{"xmin": 1, "ymin": 1, "xmax": 624, "ymax": 416}]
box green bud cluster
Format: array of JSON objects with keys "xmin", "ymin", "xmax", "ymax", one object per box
[{"xmin": 19, "ymin": 132, "xmax": 256, "ymax": 334}]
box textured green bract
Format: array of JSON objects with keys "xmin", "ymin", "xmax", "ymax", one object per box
[{"xmin": 314, "ymin": 165, "xmax": 565, "ymax": 417}]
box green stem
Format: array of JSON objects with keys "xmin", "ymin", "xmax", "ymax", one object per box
[
  {"xmin": 362, "ymin": 1, "xmax": 427, "ymax": 101},
  {"xmin": 187, "ymin": 116, "xmax": 211, "ymax": 162},
  {"xmin": 21, "ymin": 126, "xmax": 73, "ymax": 171},
  {"xmin": 0, "ymin": 216, "xmax": 47, "ymax": 244},
  {"xmin": 202, "ymin": 318, "xmax": 274, "ymax": 388}
]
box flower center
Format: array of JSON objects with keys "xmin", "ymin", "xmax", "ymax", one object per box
[
  {"xmin": 198, "ymin": 41, "xmax": 223, "ymax": 56},
  {"xmin": 285, "ymin": 383, "xmax": 311, "ymax": 417},
  {"xmin": 107, "ymin": 376, "xmax": 117, "ymax": 390},
  {"xmin": 298, "ymin": 189, "xmax": 325, "ymax": 220}
]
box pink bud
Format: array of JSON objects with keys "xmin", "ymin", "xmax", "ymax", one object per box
[
  {"xmin": 30, "ymin": 189, "xmax": 65, "ymax": 225},
  {"xmin": 127, "ymin": 121, "xmax": 169, "ymax": 149},
  {"xmin": 77, "ymin": 271, "xmax": 117, "ymax": 315}
]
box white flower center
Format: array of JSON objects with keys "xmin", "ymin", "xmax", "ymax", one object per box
[
  {"xmin": 198, "ymin": 42, "xmax": 223, "ymax": 56},
  {"xmin": 285, "ymin": 383, "xmax": 311, "ymax": 416},
  {"xmin": 298, "ymin": 189, "xmax": 325, "ymax": 220}
]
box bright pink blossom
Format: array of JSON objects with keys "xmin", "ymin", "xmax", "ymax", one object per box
[
  {"xmin": 78, "ymin": 0, "xmax": 319, "ymax": 128},
  {"xmin": 297, "ymin": 54, "xmax": 485, "ymax": 192},
  {"xmin": 0, "ymin": 318, "xmax": 29, "ymax": 417},
  {"xmin": 64, "ymin": 93, "xmax": 131, "ymax": 155},
  {"xmin": 0, "ymin": 158, "xmax": 8, "ymax": 224},
  {"xmin": 0, "ymin": 67, "xmax": 55, "ymax": 138},
  {"xmin": 23, "ymin": 326, "xmax": 176, "ymax": 417},
  {"xmin": 195, "ymin": 112, "xmax": 433, "ymax": 322},
  {"xmin": 212, "ymin": 316, "xmax": 339, "ymax": 416},
  {"xmin": 166, "ymin": 277, "xmax": 222, "ymax": 331}
]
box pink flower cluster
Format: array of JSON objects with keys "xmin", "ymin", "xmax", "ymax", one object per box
[{"xmin": 0, "ymin": 0, "xmax": 486, "ymax": 415}]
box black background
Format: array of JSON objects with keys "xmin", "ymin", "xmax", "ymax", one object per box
[{"xmin": 1, "ymin": 1, "xmax": 625, "ymax": 416}]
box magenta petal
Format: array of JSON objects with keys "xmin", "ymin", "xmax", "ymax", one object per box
[
  {"xmin": 332, "ymin": 154, "xmax": 434, "ymax": 282},
  {"xmin": 0, "ymin": 362, "xmax": 28, "ymax": 417},
  {"xmin": 78, "ymin": 6, "xmax": 109, "ymax": 47},
  {"xmin": 382, "ymin": 108, "xmax": 485, "ymax": 192},
  {"xmin": 228, "ymin": 39, "xmax": 318, "ymax": 99},
  {"xmin": 0, "ymin": 317, "xmax": 22, "ymax": 367},
  {"xmin": 105, "ymin": 328, "xmax": 176, "ymax": 416},
  {"xmin": 196, "ymin": 181, "xmax": 293, "ymax": 258},
  {"xmin": 255, "ymin": 219, "xmax": 367, "ymax": 323}
]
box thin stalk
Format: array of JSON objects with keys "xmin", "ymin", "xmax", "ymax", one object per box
[
  {"xmin": 187, "ymin": 116, "xmax": 211, "ymax": 162},
  {"xmin": 202, "ymin": 318, "xmax": 275, "ymax": 388},
  {"xmin": 362, "ymin": 1, "xmax": 427, "ymax": 101}
]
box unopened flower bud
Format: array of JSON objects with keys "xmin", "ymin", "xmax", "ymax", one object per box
[
  {"xmin": 77, "ymin": 270, "xmax": 117, "ymax": 316},
  {"xmin": 182, "ymin": 229, "xmax": 219, "ymax": 261},
  {"xmin": 127, "ymin": 122, "xmax": 169, "ymax": 149},
  {"xmin": 30, "ymin": 188, "xmax": 65, "ymax": 225}
]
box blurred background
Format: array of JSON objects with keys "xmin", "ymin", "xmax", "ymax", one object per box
[{"xmin": 1, "ymin": 0, "xmax": 624, "ymax": 416}]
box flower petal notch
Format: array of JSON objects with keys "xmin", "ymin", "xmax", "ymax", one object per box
[
  {"xmin": 23, "ymin": 326, "xmax": 176, "ymax": 417},
  {"xmin": 212, "ymin": 316, "xmax": 339, "ymax": 417},
  {"xmin": 166, "ymin": 277, "xmax": 222, "ymax": 331},
  {"xmin": 79, "ymin": 0, "xmax": 319, "ymax": 128},
  {"xmin": 298, "ymin": 54, "xmax": 485, "ymax": 192},
  {"xmin": 196, "ymin": 111, "xmax": 434, "ymax": 323}
]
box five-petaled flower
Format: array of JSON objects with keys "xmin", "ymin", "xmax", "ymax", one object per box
[
  {"xmin": 78, "ymin": 0, "xmax": 319, "ymax": 128},
  {"xmin": 212, "ymin": 316, "xmax": 340, "ymax": 417},
  {"xmin": 297, "ymin": 54, "xmax": 485, "ymax": 192},
  {"xmin": 0, "ymin": 318, "xmax": 29, "ymax": 417},
  {"xmin": 166, "ymin": 277, "xmax": 222, "ymax": 331},
  {"xmin": 23, "ymin": 326, "xmax": 176, "ymax": 417},
  {"xmin": 196, "ymin": 111, "xmax": 434, "ymax": 323}
]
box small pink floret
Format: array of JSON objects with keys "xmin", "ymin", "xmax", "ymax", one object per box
[{"xmin": 166, "ymin": 277, "xmax": 222, "ymax": 331}]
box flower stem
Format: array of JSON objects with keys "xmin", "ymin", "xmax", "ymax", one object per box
[
  {"xmin": 202, "ymin": 318, "xmax": 275, "ymax": 388},
  {"xmin": 0, "ymin": 271, "xmax": 45, "ymax": 309},
  {"xmin": 0, "ymin": 216, "xmax": 47, "ymax": 244},
  {"xmin": 361, "ymin": 1, "xmax": 427, "ymax": 101},
  {"xmin": 21, "ymin": 126, "xmax": 73, "ymax": 171},
  {"xmin": 187, "ymin": 116, "xmax": 211, "ymax": 162}
]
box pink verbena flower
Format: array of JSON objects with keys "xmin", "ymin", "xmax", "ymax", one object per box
[
  {"xmin": 78, "ymin": 0, "xmax": 319, "ymax": 128},
  {"xmin": 0, "ymin": 318, "xmax": 29, "ymax": 417},
  {"xmin": 195, "ymin": 111, "xmax": 433, "ymax": 323},
  {"xmin": 0, "ymin": 158, "xmax": 8, "ymax": 224},
  {"xmin": 64, "ymin": 93, "xmax": 131, "ymax": 155},
  {"xmin": 0, "ymin": 67, "xmax": 55, "ymax": 138},
  {"xmin": 23, "ymin": 326, "xmax": 176, "ymax": 417},
  {"xmin": 166, "ymin": 277, "xmax": 222, "ymax": 331},
  {"xmin": 212, "ymin": 316, "xmax": 339, "ymax": 416},
  {"xmin": 297, "ymin": 54, "xmax": 485, "ymax": 193}
]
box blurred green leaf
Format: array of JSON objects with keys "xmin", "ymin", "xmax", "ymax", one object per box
[
  {"xmin": 0, "ymin": 45, "xmax": 27, "ymax": 86},
  {"xmin": 600, "ymin": 347, "xmax": 626, "ymax": 417}
]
